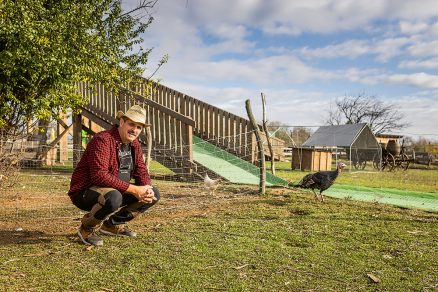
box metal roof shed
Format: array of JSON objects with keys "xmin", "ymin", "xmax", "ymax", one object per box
[{"xmin": 302, "ymin": 123, "xmax": 382, "ymax": 170}]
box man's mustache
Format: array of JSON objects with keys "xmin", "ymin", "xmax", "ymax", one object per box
[{"xmin": 128, "ymin": 131, "xmax": 137, "ymax": 136}]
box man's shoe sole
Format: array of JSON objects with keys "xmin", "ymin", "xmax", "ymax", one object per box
[
  {"xmin": 77, "ymin": 229, "xmax": 103, "ymax": 246},
  {"xmin": 100, "ymin": 228, "xmax": 137, "ymax": 237}
]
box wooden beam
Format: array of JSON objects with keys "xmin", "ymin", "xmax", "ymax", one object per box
[
  {"xmin": 56, "ymin": 118, "xmax": 68, "ymax": 129},
  {"xmin": 120, "ymin": 89, "xmax": 195, "ymax": 127},
  {"xmin": 36, "ymin": 122, "xmax": 73, "ymax": 161},
  {"xmin": 81, "ymin": 106, "xmax": 116, "ymax": 130}
]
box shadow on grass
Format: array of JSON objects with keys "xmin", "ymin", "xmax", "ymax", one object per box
[{"xmin": 0, "ymin": 230, "xmax": 54, "ymax": 245}]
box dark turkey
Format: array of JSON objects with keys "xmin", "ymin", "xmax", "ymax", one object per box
[{"xmin": 294, "ymin": 162, "xmax": 346, "ymax": 202}]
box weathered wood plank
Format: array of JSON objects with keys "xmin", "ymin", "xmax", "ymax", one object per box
[{"xmin": 76, "ymin": 79, "xmax": 282, "ymax": 175}]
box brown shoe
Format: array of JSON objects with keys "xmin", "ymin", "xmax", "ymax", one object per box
[
  {"xmin": 77, "ymin": 225, "xmax": 103, "ymax": 246},
  {"xmin": 100, "ymin": 221, "xmax": 137, "ymax": 237}
]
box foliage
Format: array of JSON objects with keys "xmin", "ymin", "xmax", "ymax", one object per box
[
  {"xmin": 0, "ymin": 0, "xmax": 164, "ymax": 132},
  {"xmin": 325, "ymin": 94, "xmax": 409, "ymax": 134},
  {"xmin": 290, "ymin": 126, "xmax": 312, "ymax": 146},
  {"xmin": 410, "ymin": 136, "xmax": 438, "ymax": 152}
]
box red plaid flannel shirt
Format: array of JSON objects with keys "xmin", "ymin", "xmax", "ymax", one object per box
[{"xmin": 68, "ymin": 125, "xmax": 151, "ymax": 198}]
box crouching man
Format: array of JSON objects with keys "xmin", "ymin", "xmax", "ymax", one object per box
[{"xmin": 68, "ymin": 105, "xmax": 159, "ymax": 246}]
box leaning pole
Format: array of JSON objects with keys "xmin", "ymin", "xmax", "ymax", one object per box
[{"xmin": 245, "ymin": 99, "xmax": 266, "ymax": 195}]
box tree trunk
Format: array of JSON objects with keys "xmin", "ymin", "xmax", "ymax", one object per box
[
  {"xmin": 261, "ymin": 93, "xmax": 275, "ymax": 175},
  {"xmin": 245, "ymin": 99, "xmax": 265, "ymax": 195}
]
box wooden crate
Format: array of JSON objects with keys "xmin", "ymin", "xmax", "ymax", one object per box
[{"xmin": 291, "ymin": 147, "xmax": 332, "ymax": 171}]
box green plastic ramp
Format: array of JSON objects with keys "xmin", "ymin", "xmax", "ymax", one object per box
[
  {"xmin": 193, "ymin": 136, "xmax": 289, "ymax": 186},
  {"xmin": 325, "ymin": 185, "xmax": 438, "ymax": 212}
]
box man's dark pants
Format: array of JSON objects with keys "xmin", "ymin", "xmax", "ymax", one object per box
[{"xmin": 71, "ymin": 186, "xmax": 160, "ymax": 225}]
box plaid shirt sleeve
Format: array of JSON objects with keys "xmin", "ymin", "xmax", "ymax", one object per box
[{"xmin": 87, "ymin": 135, "xmax": 130, "ymax": 193}]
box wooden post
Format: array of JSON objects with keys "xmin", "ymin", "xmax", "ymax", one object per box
[
  {"xmin": 57, "ymin": 116, "xmax": 69, "ymax": 163},
  {"xmin": 72, "ymin": 113, "xmax": 83, "ymax": 168},
  {"xmin": 245, "ymin": 99, "xmax": 265, "ymax": 195},
  {"xmin": 181, "ymin": 124, "xmax": 193, "ymax": 175},
  {"xmin": 261, "ymin": 93, "xmax": 275, "ymax": 175},
  {"xmin": 145, "ymin": 126, "xmax": 152, "ymax": 169}
]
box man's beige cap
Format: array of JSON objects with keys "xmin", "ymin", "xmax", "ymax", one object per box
[{"xmin": 116, "ymin": 105, "xmax": 151, "ymax": 127}]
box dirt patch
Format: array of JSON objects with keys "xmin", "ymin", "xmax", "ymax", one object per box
[{"xmin": 0, "ymin": 180, "xmax": 271, "ymax": 242}]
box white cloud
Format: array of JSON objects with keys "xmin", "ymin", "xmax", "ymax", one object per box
[
  {"xmin": 407, "ymin": 40, "xmax": 438, "ymax": 57},
  {"xmin": 336, "ymin": 68, "xmax": 438, "ymax": 89},
  {"xmin": 399, "ymin": 21, "xmax": 429, "ymax": 34},
  {"xmin": 399, "ymin": 57, "xmax": 438, "ymax": 69},
  {"xmin": 381, "ymin": 72, "xmax": 438, "ymax": 88},
  {"xmin": 429, "ymin": 21, "xmax": 438, "ymax": 36},
  {"xmin": 132, "ymin": 0, "xmax": 438, "ymax": 138},
  {"xmin": 393, "ymin": 95, "xmax": 438, "ymax": 138},
  {"xmin": 262, "ymin": 23, "xmax": 302, "ymax": 36},
  {"xmin": 298, "ymin": 37, "xmax": 412, "ymax": 62},
  {"xmin": 174, "ymin": 83, "xmax": 333, "ymax": 127},
  {"xmin": 373, "ymin": 37, "xmax": 412, "ymax": 62},
  {"xmin": 256, "ymin": 0, "xmax": 388, "ymax": 35},
  {"xmin": 386, "ymin": 0, "xmax": 438, "ymax": 20},
  {"xmin": 168, "ymin": 81, "xmax": 438, "ymax": 139},
  {"xmin": 151, "ymin": 51, "xmax": 337, "ymax": 86},
  {"xmin": 205, "ymin": 23, "xmax": 248, "ymax": 41},
  {"xmin": 161, "ymin": 0, "xmax": 438, "ymax": 36},
  {"xmin": 299, "ymin": 40, "xmax": 370, "ymax": 59}
]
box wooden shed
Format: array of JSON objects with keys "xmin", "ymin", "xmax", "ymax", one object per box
[
  {"xmin": 301, "ymin": 123, "xmax": 381, "ymax": 171},
  {"xmin": 291, "ymin": 147, "xmax": 333, "ymax": 171}
]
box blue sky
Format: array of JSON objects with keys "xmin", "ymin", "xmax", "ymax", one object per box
[{"xmin": 135, "ymin": 0, "xmax": 438, "ymax": 139}]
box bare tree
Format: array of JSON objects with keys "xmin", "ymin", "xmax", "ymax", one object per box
[
  {"xmin": 290, "ymin": 127, "xmax": 312, "ymax": 146},
  {"xmin": 261, "ymin": 93, "xmax": 275, "ymax": 175},
  {"xmin": 325, "ymin": 94, "xmax": 409, "ymax": 134},
  {"xmin": 265, "ymin": 122, "xmax": 311, "ymax": 147}
]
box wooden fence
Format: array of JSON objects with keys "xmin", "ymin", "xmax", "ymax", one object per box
[
  {"xmin": 76, "ymin": 79, "xmax": 284, "ymax": 175},
  {"xmin": 76, "ymin": 81, "xmax": 196, "ymax": 175},
  {"xmin": 126, "ymin": 81, "xmax": 264, "ymax": 163}
]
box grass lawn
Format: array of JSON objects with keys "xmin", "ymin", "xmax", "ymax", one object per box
[{"xmin": 1, "ymin": 170, "xmax": 438, "ymax": 291}]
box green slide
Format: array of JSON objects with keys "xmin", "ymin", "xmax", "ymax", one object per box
[
  {"xmin": 325, "ymin": 185, "xmax": 438, "ymax": 212},
  {"xmin": 193, "ymin": 135, "xmax": 289, "ymax": 187}
]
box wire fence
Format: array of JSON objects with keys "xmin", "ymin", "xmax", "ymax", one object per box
[
  {"xmin": 1, "ymin": 128, "xmax": 437, "ymax": 220},
  {"xmin": 0, "ymin": 131, "xmax": 265, "ymax": 220}
]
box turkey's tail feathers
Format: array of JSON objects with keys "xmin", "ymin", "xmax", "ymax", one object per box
[{"xmin": 290, "ymin": 180, "xmax": 309, "ymax": 188}]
